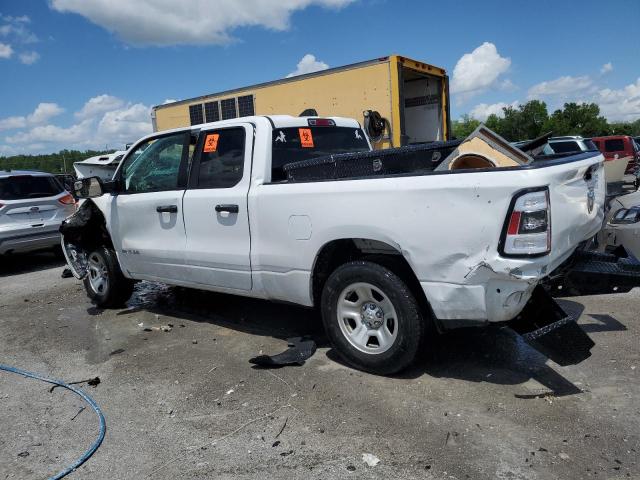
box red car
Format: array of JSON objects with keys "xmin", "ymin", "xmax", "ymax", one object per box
[{"xmin": 591, "ymin": 135, "xmax": 640, "ymax": 174}]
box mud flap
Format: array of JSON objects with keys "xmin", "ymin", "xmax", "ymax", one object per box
[
  {"xmin": 546, "ymin": 249, "xmax": 640, "ymax": 297},
  {"xmin": 507, "ymin": 286, "xmax": 594, "ymax": 366}
]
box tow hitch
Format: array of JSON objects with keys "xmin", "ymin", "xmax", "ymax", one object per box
[{"xmin": 507, "ymin": 286, "xmax": 594, "ymax": 366}]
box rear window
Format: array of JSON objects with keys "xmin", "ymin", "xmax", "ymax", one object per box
[
  {"xmin": 271, "ymin": 126, "xmax": 369, "ymax": 181},
  {"xmin": 582, "ymin": 139, "xmax": 597, "ymax": 151},
  {"xmin": 605, "ymin": 138, "xmax": 625, "ymax": 152},
  {"xmin": 549, "ymin": 141, "xmax": 581, "ymax": 153},
  {"xmin": 0, "ymin": 175, "xmax": 63, "ymax": 200}
]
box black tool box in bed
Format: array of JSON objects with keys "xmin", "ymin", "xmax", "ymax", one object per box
[{"xmin": 282, "ymin": 140, "xmax": 462, "ymax": 182}]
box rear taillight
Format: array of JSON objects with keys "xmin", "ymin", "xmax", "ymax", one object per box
[
  {"xmin": 58, "ymin": 193, "xmax": 76, "ymax": 205},
  {"xmin": 500, "ymin": 188, "xmax": 551, "ymax": 256}
]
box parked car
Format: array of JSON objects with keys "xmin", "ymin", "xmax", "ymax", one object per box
[
  {"xmin": 61, "ymin": 115, "xmax": 606, "ymax": 374},
  {"xmin": 0, "ymin": 170, "xmax": 76, "ymax": 255},
  {"xmin": 592, "ymin": 135, "xmax": 639, "ymax": 174},
  {"xmin": 546, "ymin": 136, "xmax": 598, "ymax": 154}
]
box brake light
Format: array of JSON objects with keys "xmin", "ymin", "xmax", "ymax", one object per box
[
  {"xmin": 501, "ymin": 188, "xmax": 551, "ymax": 256},
  {"xmin": 307, "ymin": 118, "xmax": 335, "ymax": 127},
  {"xmin": 58, "ymin": 193, "xmax": 76, "ymax": 205}
]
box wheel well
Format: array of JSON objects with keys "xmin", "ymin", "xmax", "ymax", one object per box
[
  {"xmin": 62, "ymin": 200, "xmax": 114, "ymax": 251},
  {"xmin": 311, "ymin": 238, "xmax": 430, "ymax": 315}
]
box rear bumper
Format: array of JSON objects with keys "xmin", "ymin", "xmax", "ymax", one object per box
[
  {"xmin": 0, "ymin": 225, "xmax": 61, "ymax": 254},
  {"xmin": 421, "ymin": 244, "xmax": 579, "ymax": 327}
]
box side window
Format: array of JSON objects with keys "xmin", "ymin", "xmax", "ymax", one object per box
[
  {"xmin": 121, "ymin": 132, "xmax": 187, "ymax": 193},
  {"xmin": 605, "ymin": 139, "xmax": 625, "ymax": 152},
  {"xmin": 196, "ymin": 128, "xmax": 246, "ymax": 188}
]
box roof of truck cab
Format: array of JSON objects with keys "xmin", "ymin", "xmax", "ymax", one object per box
[
  {"xmin": 129, "ymin": 115, "xmax": 361, "ymax": 146},
  {"xmin": 152, "ymin": 55, "xmax": 446, "ymax": 111}
]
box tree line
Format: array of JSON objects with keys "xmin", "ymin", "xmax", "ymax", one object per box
[
  {"xmin": 452, "ymin": 101, "xmax": 640, "ymax": 141},
  {"xmin": 0, "ymin": 149, "xmax": 113, "ymax": 174}
]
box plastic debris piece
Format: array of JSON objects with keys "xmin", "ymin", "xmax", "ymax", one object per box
[
  {"xmin": 362, "ymin": 453, "xmax": 380, "ymax": 467},
  {"xmin": 249, "ymin": 336, "xmax": 316, "ymax": 367}
]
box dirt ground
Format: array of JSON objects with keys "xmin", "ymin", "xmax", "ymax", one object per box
[{"xmin": 1, "ymin": 252, "xmax": 639, "ymax": 479}]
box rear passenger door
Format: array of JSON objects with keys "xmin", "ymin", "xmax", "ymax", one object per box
[{"xmin": 182, "ymin": 124, "xmax": 253, "ymax": 290}]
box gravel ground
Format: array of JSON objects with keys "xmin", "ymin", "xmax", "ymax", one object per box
[{"xmin": 0, "ymin": 252, "xmax": 638, "ymax": 479}]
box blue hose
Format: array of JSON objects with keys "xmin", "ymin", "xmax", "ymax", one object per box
[{"xmin": 0, "ymin": 363, "xmax": 106, "ymax": 479}]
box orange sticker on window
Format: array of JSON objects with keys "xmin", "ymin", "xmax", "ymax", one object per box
[
  {"xmin": 203, "ymin": 133, "xmax": 220, "ymax": 153},
  {"xmin": 298, "ymin": 128, "xmax": 314, "ymax": 148}
]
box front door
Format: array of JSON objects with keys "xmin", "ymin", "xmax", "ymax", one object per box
[
  {"xmin": 110, "ymin": 130, "xmax": 193, "ymax": 283},
  {"xmin": 182, "ymin": 124, "xmax": 253, "ymax": 290}
]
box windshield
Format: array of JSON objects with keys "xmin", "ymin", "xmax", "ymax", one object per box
[
  {"xmin": 0, "ymin": 175, "xmax": 63, "ymax": 200},
  {"xmin": 271, "ymin": 126, "xmax": 369, "ymax": 181}
]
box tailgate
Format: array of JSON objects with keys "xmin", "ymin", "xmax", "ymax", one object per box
[{"xmin": 543, "ymin": 153, "xmax": 605, "ymax": 264}]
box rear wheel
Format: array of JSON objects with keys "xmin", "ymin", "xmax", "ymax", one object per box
[
  {"xmin": 321, "ymin": 261, "xmax": 426, "ymax": 375},
  {"xmin": 83, "ymin": 246, "xmax": 134, "ymax": 308}
]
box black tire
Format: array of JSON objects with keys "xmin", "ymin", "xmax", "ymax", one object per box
[
  {"xmin": 83, "ymin": 246, "xmax": 134, "ymax": 308},
  {"xmin": 321, "ymin": 261, "xmax": 426, "ymax": 375}
]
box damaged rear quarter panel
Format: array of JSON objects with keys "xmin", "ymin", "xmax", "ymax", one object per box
[{"xmin": 251, "ymin": 155, "xmax": 604, "ymax": 323}]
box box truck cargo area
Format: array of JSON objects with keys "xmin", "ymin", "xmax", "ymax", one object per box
[{"xmin": 152, "ymin": 55, "xmax": 451, "ymax": 150}]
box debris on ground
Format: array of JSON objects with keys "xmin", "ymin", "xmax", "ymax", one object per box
[
  {"xmin": 142, "ymin": 325, "xmax": 173, "ymax": 333},
  {"xmin": 249, "ymin": 336, "xmax": 316, "ymax": 367},
  {"xmin": 71, "ymin": 406, "xmax": 86, "ymax": 421},
  {"xmin": 49, "ymin": 376, "xmax": 100, "ymax": 393},
  {"xmin": 275, "ymin": 416, "xmax": 288, "ymax": 438},
  {"xmin": 362, "ymin": 453, "xmax": 380, "ymax": 467},
  {"xmin": 17, "ymin": 451, "xmax": 30, "ymax": 458}
]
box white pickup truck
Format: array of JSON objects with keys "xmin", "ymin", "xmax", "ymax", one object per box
[{"xmin": 63, "ymin": 115, "xmax": 607, "ymax": 374}]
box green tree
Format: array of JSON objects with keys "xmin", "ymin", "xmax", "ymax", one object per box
[
  {"xmin": 542, "ymin": 102, "xmax": 609, "ymax": 137},
  {"xmin": 451, "ymin": 114, "xmax": 480, "ymax": 139},
  {"xmin": 486, "ymin": 100, "xmax": 548, "ymax": 141},
  {"xmin": 0, "ymin": 149, "xmax": 113, "ymax": 174}
]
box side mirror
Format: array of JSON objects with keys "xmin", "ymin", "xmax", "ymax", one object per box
[{"xmin": 74, "ymin": 176, "xmax": 104, "ymax": 198}]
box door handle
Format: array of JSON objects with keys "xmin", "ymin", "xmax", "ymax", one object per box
[
  {"xmin": 156, "ymin": 205, "xmax": 178, "ymax": 213},
  {"xmin": 215, "ymin": 204, "xmax": 239, "ymax": 214}
]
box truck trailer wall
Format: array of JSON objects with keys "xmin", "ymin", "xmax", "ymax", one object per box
[{"xmin": 154, "ymin": 62, "xmax": 393, "ymax": 144}]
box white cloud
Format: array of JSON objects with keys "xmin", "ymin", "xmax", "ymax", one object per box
[
  {"xmin": 450, "ymin": 42, "xmax": 511, "ymax": 104},
  {"xmin": 0, "ymin": 14, "xmax": 37, "ymax": 44},
  {"xmin": 18, "ymin": 51, "xmax": 39, "ymax": 65},
  {"xmin": 50, "ymin": 0, "xmax": 354, "ymax": 46},
  {"xmin": 286, "ymin": 53, "xmax": 329, "ymax": 78},
  {"xmin": 75, "ymin": 94, "xmax": 125, "ymax": 119},
  {"xmin": 600, "ymin": 62, "xmax": 613, "ymax": 74},
  {"xmin": 0, "ymin": 102, "xmax": 64, "ymax": 131},
  {"xmin": 2, "ymin": 95, "xmax": 153, "ymax": 153},
  {"xmin": 28, "ymin": 103, "xmax": 65, "ymax": 124},
  {"xmin": 527, "ymin": 75, "xmax": 593, "ymax": 99},
  {"xmin": 0, "ymin": 42, "xmax": 13, "ymax": 58},
  {"xmin": 0, "ymin": 116, "xmax": 26, "ymax": 131},
  {"xmin": 162, "ymin": 98, "xmax": 178, "ymax": 104},
  {"xmin": 469, "ymin": 101, "xmax": 519, "ymax": 121},
  {"xmin": 97, "ymin": 103, "xmax": 152, "ymax": 141},
  {"xmin": 593, "ymin": 78, "xmax": 640, "ymax": 122}
]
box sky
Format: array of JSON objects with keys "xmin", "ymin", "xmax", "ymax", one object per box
[{"xmin": 0, "ymin": 0, "xmax": 639, "ymax": 155}]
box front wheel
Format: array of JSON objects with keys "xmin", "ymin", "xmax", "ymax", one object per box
[
  {"xmin": 321, "ymin": 261, "xmax": 426, "ymax": 375},
  {"xmin": 83, "ymin": 246, "xmax": 134, "ymax": 308}
]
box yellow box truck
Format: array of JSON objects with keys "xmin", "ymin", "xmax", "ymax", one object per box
[{"xmin": 152, "ymin": 55, "xmax": 451, "ymax": 149}]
